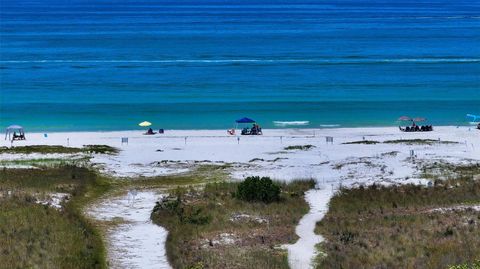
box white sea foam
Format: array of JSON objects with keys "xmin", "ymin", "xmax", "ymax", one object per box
[
  {"xmin": 273, "ymin": 121, "xmax": 310, "ymax": 126},
  {"xmin": 2, "ymin": 58, "xmax": 479, "ymax": 64},
  {"xmin": 319, "ymin": 124, "xmax": 340, "ymax": 128}
]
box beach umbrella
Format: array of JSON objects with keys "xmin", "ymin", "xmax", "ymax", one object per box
[{"xmin": 138, "ymin": 121, "xmax": 152, "ymax": 127}]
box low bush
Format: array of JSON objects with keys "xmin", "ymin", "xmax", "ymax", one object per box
[
  {"xmin": 235, "ymin": 176, "xmax": 280, "ymax": 203},
  {"xmin": 153, "ymin": 196, "xmax": 211, "ymax": 225}
]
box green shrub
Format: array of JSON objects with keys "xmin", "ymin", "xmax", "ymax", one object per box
[
  {"xmin": 153, "ymin": 197, "xmax": 211, "ymax": 225},
  {"xmin": 236, "ymin": 176, "xmax": 280, "ymax": 203}
]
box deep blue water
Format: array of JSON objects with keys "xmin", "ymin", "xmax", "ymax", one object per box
[{"xmin": 1, "ymin": 0, "xmax": 479, "ymax": 131}]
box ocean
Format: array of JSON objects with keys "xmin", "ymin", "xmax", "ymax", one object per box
[{"xmin": 1, "ymin": 0, "xmax": 479, "ymax": 131}]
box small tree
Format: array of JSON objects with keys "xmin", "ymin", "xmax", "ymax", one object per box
[{"xmin": 236, "ymin": 176, "xmax": 280, "ymax": 203}]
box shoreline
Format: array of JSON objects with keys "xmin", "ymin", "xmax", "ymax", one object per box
[{"xmin": 4, "ymin": 124, "xmax": 478, "ymax": 135}]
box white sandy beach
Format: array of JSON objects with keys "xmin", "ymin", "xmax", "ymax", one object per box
[{"xmin": 1, "ymin": 126, "xmax": 479, "ymax": 268}]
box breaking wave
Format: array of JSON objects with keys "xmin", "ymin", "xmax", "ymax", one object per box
[{"xmin": 273, "ymin": 121, "xmax": 310, "ymax": 127}]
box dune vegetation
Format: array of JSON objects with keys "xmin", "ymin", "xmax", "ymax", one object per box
[
  {"xmin": 315, "ymin": 163, "xmax": 480, "ymax": 268},
  {"xmin": 151, "ymin": 178, "xmax": 315, "ymax": 269},
  {"xmin": 0, "ymin": 166, "xmax": 111, "ymax": 269},
  {"xmin": 0, "ymin": 145, "xmax": 118, "ymax": 155}
]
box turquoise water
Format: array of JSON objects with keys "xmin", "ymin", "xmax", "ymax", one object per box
[{"xmin": 1, "ymin": 0, "xmax": 479, "ymax": 131}]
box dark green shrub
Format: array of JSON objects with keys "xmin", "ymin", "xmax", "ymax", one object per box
[
  {"xmin": 153, "ymin": 197, "xmax": 211, "ymax": 225},
  {"xmin": 184, "ymin": 207, "xmax": 211, "ymax": 225},
  {"xmin": 236, "ymin": 176, "xmax": 280, "ymax": 203}
]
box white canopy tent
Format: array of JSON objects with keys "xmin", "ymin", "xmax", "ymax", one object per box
[{"xmin": 5, "ymin": 125, "xmax": 25, "ymax": 141}]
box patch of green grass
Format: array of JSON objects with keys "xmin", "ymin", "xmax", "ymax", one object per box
[
  {"xmin": 0, "ymin": 157, "xmax": 91, "ymax": 168},
  {"xmin": 333, "ymin": 160, "xmax": 374, "ymax": 170},
  {"xmin": 381, "ymin": 151, "xmax": 399, "ymax": 157},
  {"xmin": 0, "ymin": 145, "xmax": 118, "ymax": 155},
  {"xmin": 420, "ymin": 162, "xmax": 480, "ymax": 182},
  {"xmin": 342, "ymin": 140, "xmax": 380, "ymax": 145},
  {"xmin": 315, "ymin": 163, "xmax": 480, "ymax": 269},
  {"xmin": 449, "ymin": 260, "xmax": 480, "ymax": 269},
  {"xmin": 0, "ymin": 166, "xmax": 112, "ymax": 269},
  {"xmin": 82, "ymin": 145, "xmax": 119, "ymax": 155},
  {"xmin": 284, "ymin": 145, "xmax": 315, "ymax": 151},
  {"xmin": 0, "ymin": 165, "xmax": 94, "ymax": 192},
  {"xmin": 151, "ymin": 179, "xmax": 314, "ymax": 269},
  {"xmin": 384, "ymin": 139, "xmax": 459, "ymax": 145},
  {"xmin": 342, "ymin": 139, "xmax": 459, "ymax": 145}
]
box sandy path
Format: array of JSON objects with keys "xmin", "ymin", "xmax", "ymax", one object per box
[
  {"xmin": 285, "ymin": 186, "xmax": 333, "ymax": 269},
  {"xmin": 88, "ymin": 191, "xmax": 171, "ymax": 269}
]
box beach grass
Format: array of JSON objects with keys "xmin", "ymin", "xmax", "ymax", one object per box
[
  {"xmin": 341, "ymin": 139, "xmax": 459, "ymax": 145},
  {"xmin": 0, "ymin": 145, "xmax": 118, "ymax": 155},
  {"xmin": 342, "ymin": 140, "xmax": 380, "ymax": 145},
  {"xmin": 284, "ymin": 145, "xmax": 315, "ymax": 151},
  {"xmin": 0, "ymin": 157, "xmax": 91, "ymax": 168},
  {"xmin": 0, "ymin": 166, "xmax": 112, "ymax": 269},
  {"xmin": 151, "ymin": 178, "xmax": 315, "ymax": 269},
  {"xmin": 383, "ymin": 139, "xmax": 459, "ymax": 145},
  {"xmin": 315, "ymin": 163, "xmax": 480, "ymax": 269}
]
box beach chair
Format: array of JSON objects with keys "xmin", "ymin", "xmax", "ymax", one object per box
[{"xmin": 12, "ymin": 133, "xmax": 25, "ymax": 141}]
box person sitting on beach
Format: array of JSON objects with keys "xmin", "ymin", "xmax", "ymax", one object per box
[
  {"xmin": 145, "ymin": 128, "xmax": 155, "ymax": 135},
  {"xmin": 251, "ymin": 124, "xmax": 258, "ymax": 135},
  {"xmin": 415, "ymin": 126, "xmax": 420, "ymax": 132}
]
